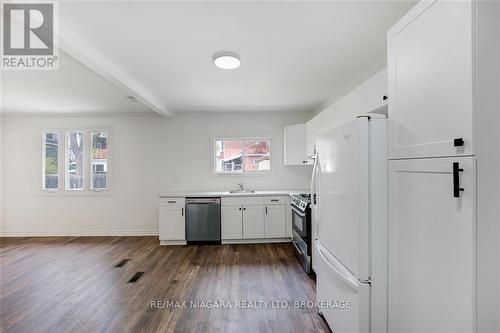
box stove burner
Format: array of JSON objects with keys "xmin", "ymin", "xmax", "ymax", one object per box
[{"xmin": 291, "ymin": 193, "xmax": 311, "ymax": 212}]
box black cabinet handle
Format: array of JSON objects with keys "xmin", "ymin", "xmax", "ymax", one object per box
[
  {"xmin": 265, "ymin": 207, "xmax": 268, "ymax": 215},
  {"xmin": 239, "ymin": 207, "xmax": 242, "ymax": 211},
  {"xmin": 181, "ymin": 208, "xmax": 184, "ymax": 216},
  {"xmin": 383, "ymin": 95, "xmax": 388, "ymax": 101},
  {"xmin": 243, "ymin": 207, "xmax": 246, "ymax": 211},
  {"xmin": 453, "ymin": 162, "xmax": 464, "ymax": 198},
  {"xmin": 454, "ymin": 138, "xmax": 464, "ymax": 147}
]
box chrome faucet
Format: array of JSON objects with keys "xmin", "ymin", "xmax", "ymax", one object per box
[{"xmin": 238, "ymin": 182, "xmax": 244, "ymax": 191}]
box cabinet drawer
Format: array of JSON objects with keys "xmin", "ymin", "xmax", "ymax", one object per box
[
  {"xmin": 264, "ymin": 196, "xmax": 286, "ymax": 205},
  {"xmin": 222, "ymin": 196, "xmax": 263, "ymax": 206},
  {"xmin": 159, "ymin": 197, "xmax": 185, "ymax": 208}
]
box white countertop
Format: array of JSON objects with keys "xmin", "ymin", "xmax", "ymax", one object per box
[{"xmin": 159, "ymin": 190, "xmax": 307, "ymax": 198}]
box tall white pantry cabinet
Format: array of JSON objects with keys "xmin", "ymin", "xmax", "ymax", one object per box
[{"xmin": 387, "ymin": 1, "xmax": 499, "ymax": 332}]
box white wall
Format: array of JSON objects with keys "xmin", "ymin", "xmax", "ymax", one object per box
[
  {"xmin": 0, "ymin": 112, "xmax": 2, "ymax": 230},
  {"xmin": 1, "ymin": 111, "xmax": 311, "ymax": 236}
]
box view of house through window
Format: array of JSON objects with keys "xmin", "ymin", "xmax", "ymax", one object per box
[
  {"xmin": 215, "ymin": 138, "xmax": 271, "ymax": 173},
  {"xmin": 66, "ymin": 132, "xmax": 84, "ymax": 190},
  {"xmin": 42, "ymin": 129, "xmax": 112, "ymax": 192},
  {"xmin": 91, "ymin": 132, "xmax": 108, "ymax": 190},
  {"xmin": 43, "ymin": 133, "xmax": 59, "ymax": 190}
]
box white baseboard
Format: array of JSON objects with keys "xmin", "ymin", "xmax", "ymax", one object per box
[
  {"xmin": 0, "ymin": 230, "xmax": 159, "ymax": 237},
  {"xmin": 222, "ymin": 237, "xmax": 292, "ymax": 244}
]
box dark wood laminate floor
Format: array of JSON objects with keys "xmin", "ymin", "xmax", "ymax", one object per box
[{"xmin": 0, "ymin": 237, "xmax": 330, "ymax": 333}]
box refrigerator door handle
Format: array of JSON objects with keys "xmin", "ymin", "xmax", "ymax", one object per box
[
  {"xmin": 316, "ymin": 241, "xmax": 360, "ymax": 291},
  {"xmin": 310, "ymin": 154, "xmax": 318, "ymax": 205}
]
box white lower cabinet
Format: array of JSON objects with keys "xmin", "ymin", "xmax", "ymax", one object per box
[
  {"xmin": 221, "ymin": 205, "xmax": 243, "ymax": 239},
  {"xmin": 242, "ymin": 205, "xmax": 265, "ymax": 238},
  {"xmin": 388, "ymin": 157, "xmax": 475, "ymax": 332},
  {"xmin": 159, "ymin": 198, "xmax": 185, "ymax": 242},
  {"xmin": 264, "ymin": 205, "xmax": 286, "ymax": 238},
  {"xmin": 221, "ymin": 196, "xmax": 289, "ymax": 242}
]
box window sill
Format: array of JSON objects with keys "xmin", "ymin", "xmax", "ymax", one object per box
[{"xmin": 38, "ymin": 189, "xmax": 114, "ymax": 197}]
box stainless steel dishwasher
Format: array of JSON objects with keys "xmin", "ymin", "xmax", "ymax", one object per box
[{"xmin": 185, "ymin": 198, "xmax": 221, "ymax": 243}]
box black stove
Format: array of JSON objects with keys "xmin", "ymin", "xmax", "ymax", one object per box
[{"xmin": 290, "ymin": 193, "xmax": 312, "ymax": 273}]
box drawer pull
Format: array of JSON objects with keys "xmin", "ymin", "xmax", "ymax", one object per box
[
  {"xmin": 167, "ymin": 200, "xmax": 176, "ymax": 204},
  {"xmin": 271, "ymin": 199, "xmax": 279, "ymax": 202}
]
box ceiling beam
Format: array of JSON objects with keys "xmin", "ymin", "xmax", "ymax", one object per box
[{"xmin": 57, "ymin": 23, "xmax": 171, "ymax": 117}]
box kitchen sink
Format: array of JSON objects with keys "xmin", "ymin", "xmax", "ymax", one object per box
[{"xmin": 229, "ymin": 190, "xmax": 256, "ymax": 194}]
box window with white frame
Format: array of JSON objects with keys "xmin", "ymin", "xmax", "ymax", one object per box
[
  {"xmin": 42, "ymin": 132, "xmax": 60, "ymax": 190},
  {"xmin": 90, "ymin": 131, "xmax": 108, "ymax": 190},
  {"xmin": 214, "ymin": 138, "xmax": 271, "ymax": 174},
  {"xmin": 42, "ymin": 129, "xmax": 112, "ymax": 192}
]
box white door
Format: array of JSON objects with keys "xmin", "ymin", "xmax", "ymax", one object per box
[
  {"xmin": 242, "ymin": 205, "xmax": 265, "ymax": 238},
  {"xmin": 221, "ymin": 206, "xmax": 242, "ymax": 239},
  {"xmin": 388, "ymin": 157, "xmax": 475, "ymax": 332},
  {"xmin": 159, "ymin": 206, "xmax": 185, "ymax": 240},
  {"xmin": 387, "ymin": 0, "xmax": 474, "ymax": 159},
  {"xmin": 316, "ymin": 117, "xmax": 369, "ymax": 278},
  {"xmin": 264, "ymin": 205, "xmax": 286, "ymax": 238}
]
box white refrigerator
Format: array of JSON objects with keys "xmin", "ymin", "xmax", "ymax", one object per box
[{"xmin": 314, "ymin": 116, "xmax": 387, "ymax": 333}]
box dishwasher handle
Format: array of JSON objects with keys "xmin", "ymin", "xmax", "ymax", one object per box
[{"xmin": 186, "ymin": 198, "xmax": 221, "ymax": 204}]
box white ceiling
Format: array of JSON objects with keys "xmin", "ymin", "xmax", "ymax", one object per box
[
  {"xmin": 2, "ymin": 1, "xmax": 416, "ymax": 115},
  {"xmin": 1, "ymin": 51, "xmax": 153, "ymax": 114}
]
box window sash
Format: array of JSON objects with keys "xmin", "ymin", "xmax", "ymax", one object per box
[
  {"xmin": 90, "ymin": 131, "xmax": 108, "ymax": 191},
  {"xmin": 65, "ymin": 131, "xmax": 85, "ymax": 190},
  {"xmin": 42, "ymin": 132, "xmax": 60, "ymax": 191},
  {"xmin": 214, "ymin": 137, "xmax": 271, "ymax": 174}
]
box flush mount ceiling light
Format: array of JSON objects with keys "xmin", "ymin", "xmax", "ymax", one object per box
[{"xmin": 213, "ymin": 52, "xmax": 241, "ymax": 70}]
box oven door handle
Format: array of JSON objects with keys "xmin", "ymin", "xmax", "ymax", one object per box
[
  {"xmin": 290, "ymin": 205, "xmax": 306, "ymax": 217},
  {"xmin": 292, "ymin": 238, "xmax": 304, "ymax": 256}
]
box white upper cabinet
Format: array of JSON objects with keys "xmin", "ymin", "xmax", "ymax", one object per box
[
  {"xmin": 363, "ymin": 68, "xmax": 388, "ymax": 113},
  {"xmin": 333, "ymin": 84, "xmax": 365, "ymax": 128},
  {"xmin": 305, "ymin": 117, "xmax": 316, "ymax": 157},
  {"xmin": 387, "ymin": 0, "xmax": 474, "ymax": 159},
  {"xmin": 284, "ymin": 123, "xmax": 309, "ymax": 165},
  {"xmin": 315, "ymin": 105, "xmax": 335, "ymax": 137},
  {"xmin": 305, "ymin": 105, "xmax": 336, "ymax": 159},
  {"xmin": 300, "ymin": 68, "xmax": 387, "ymax": 155}
]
